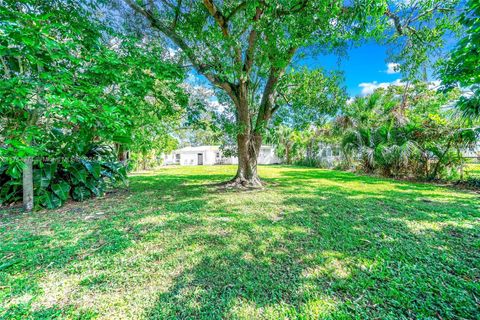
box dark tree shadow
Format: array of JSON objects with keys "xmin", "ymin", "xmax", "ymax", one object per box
[
  {"xmin": 0, "ymin": 172, "xmax": 222, "ymax": 318},
  {"xmin": 144, "ymin": 168, "xmax": 479, "ymax": 319},
  {"xmin": 1, "ymin": 167, "xmax": 478, "ymax": 319}
]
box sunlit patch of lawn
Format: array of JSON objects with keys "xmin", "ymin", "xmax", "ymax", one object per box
[
  {"xmin": 1, "ymin": 165, "xmax": 479, "ymax": 319},
  {"xmin": 466, "ymin": 163, "xmax": 480, "ymax": 178}
]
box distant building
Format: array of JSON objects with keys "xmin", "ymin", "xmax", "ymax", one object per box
[
  {"xmin": 316, "ymin": 143, "xmax": 343, "ymax": 168},
  {"xmin": 162, "ymin": 145, "xmax": 281, "ymax": 166}
]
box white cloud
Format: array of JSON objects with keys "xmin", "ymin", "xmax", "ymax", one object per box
[
  {"xmin": 385, "ymin": 63, "xmax": 400, "ymax": 74},
  {"xmin": 358, "ymin": 79, "xmax": 404, "ymax": 96}
]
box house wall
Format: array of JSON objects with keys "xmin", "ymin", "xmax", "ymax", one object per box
[
  {"xmin": 258, "ymin": 147, "xmax": 282, "ymax": 164},
  {"xmin": 163, "ymin": 146, "xmax": 280, "ymax": 166},
  {"xmin": 163, "ymin": 153, "xmax": 178, "ymax": 165},
  {"xmin": 180, "ymin": 152, "xmax": 197, "ymax": 165},
  {"xmin": 204, "ymin": 150, "xmax": 217, "ymax": 165}
]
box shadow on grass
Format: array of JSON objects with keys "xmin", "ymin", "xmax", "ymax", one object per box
[
  {"xmin": 144, "ymin": 168, "xmax": 479, "ymax": 319},
  {"xmin": 1, "ymin": 167, "xmax": 478, "ymax": 319},
  {"xmin": 0, "ymin": 173, "xmax": 223, "ymax": 318}
]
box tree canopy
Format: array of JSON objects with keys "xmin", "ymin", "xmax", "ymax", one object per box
[
  {"xmin": 440, "ymin": 0, "xmax": 480, "ymax": 118},
  {"xmin": 1, "ymin": 0, "xmax": 477, "ymax": 210},
  {"xmin": 120, "ymin": 0, "xmax": 424, "ymax": 185},
  {"xmin": 0, "ymin": 0, "xmax": 187, "ymax": 209}
]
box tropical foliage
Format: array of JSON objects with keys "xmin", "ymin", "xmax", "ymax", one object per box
[
  {"xmin": 0, "ymin": 0, "xmax": 186, "ymax": 209},
  {"xmin": 0, "ymin": 157, "xmax": 127, "ymax": 209},
  {"xmin": 439, "ymin": 0, "xmax": 480, "ymax": 118},
  {"xmin": 269, "ymin": 125, "xmax": 337, "ymax": 166},
  {"xmin": 339, "ymin": 83, "xmax": 479, "ymax": 179}
]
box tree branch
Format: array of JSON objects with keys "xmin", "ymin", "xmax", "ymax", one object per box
[
  {"xmin": 172, "ymin": 0, "xmax": 182, "ymax": 29},
  {"xmin": 203, "ymin": 0, "xmax": 243, "ymax": 66},
  {"xmin": 385, "ymin": 9, "xmax": 403, "ymax": 35},
  {"xmin": 203, "ymin": 0, "xmax": 229, "ymax": 36},
  {"xmin": 242, "ymin": 7, "xmax": 263, "ymax": 76},
  {"xmin": 254, "ymin": 47, "xmax": 297, "ymax": 132},
  {"xmin": 123, "ymin": 0, "xmax": 238, "ymax": 104}
]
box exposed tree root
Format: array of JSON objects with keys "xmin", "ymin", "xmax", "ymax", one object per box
[{"xmin": 213, "ymin": 175, "xmax": 265, "ymax": 190}]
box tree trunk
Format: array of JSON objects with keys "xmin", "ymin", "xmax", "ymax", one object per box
[
  {"xmin": 22, "ymin": 157, "xmax": 34, "ymax": 211},
  {"xmin": 230, "ymin": 133, "xmax": 262, "ymax": 187},
  {"xmin": 142, "ymin": 152, "xmax": 148, "ymax": 171},
  {"xmin": 431, "ymin": 139, "xmax": 452, "ymax": 180},
  {"xmin": 286, "ymin": 144, "xmax": 291, "ymax": 165},
  {"xmin": 117, "ymin": 143, "xmax": 128, "ymax": 162},
  {"xmin": 225, "ymin": 83, "xmax": 264, "ymax": 187}
]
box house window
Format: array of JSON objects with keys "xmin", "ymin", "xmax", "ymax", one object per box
[
  {"xmin": 175, "ymin": 154, "xmax": 180, "ymax": 163},
  {"xmin": 216, "ymin": 152, "xmax": 220, "ymax": 158}
]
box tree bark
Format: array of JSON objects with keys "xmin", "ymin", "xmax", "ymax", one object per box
[
  {"xmin": 228, "ymin": 89, "xmax": 263, "ymax": 187},
  {"xmin": 22, "ymin": 157, "xmax": 34, "ymax": 211},
  {"xmin": 142, "ymin": 151, "xmax": 148, "ymax": 170},
  {"xmin": 116, "ymin": 143, "xmax": 129, "ymax": 162},
  {"xmin": 231, "ymin": 133, "xmax": 262, "ymax": 187},
  {"xmin": 286, "ymin": 144, "xmax": 291, "ymax": 165}
]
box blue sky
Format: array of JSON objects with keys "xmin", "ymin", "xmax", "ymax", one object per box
[
  {"xmin": 297, "ymin": 41, "xmax": 402, "ymax": 97},
  {"xmin": 187, "ymin": 40, "xmax": 404, "ymax": 100}
]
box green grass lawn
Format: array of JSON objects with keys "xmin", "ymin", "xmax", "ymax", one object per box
[
  {"xmin": 1, "ymin": 166, "xmax": 479, "ymax": 319},
  {"xmin": 466, "ymin": 163, "xmax": 480, "ymax": 178}
]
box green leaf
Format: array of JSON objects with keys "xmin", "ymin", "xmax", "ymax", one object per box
[
  {"xmin": 0, "ymin": 259, "xmax": 20, "ymax": 271},
  {"xmin": 51, "ymin": 181, "xmax": 70, "ymax": 201},
  {"xmin": 72, "ymin": 186, "xmax": 91, "ymax": 202},
  {"xmin": 37, "ymin": 163, "xmax": 57, "ymax": 188},
  {"xmin": 41, "ymin": 192, "xmax": 63, "ymax": 209},
  {"xmin": 32, "ymin": 169, "xmax": 49, "ymax": 189},
  {"xmin": 81, "ymin": 160, "xmax": 101, "ymax": 179},
  {"xmin": 112, "ymin": 135, "xmax": 132, "ymax": 144},
  {"xmin": 6, "ymin": 162, "xmax": 22, "ymax": 179},
  {"xmin": 116, "ymin": 166, "xmax": 128, "ymax": 185},
  {"xmin": 102, "ymin": 162, "xmax": 128, "ymax": 184},
  {"xmin": 0, "ymin": 180, "xmax": 22, "ymax": 204},
  {"xmin": 69, "ymin": 163, "xmax": 88, "ymax": 185},
  {"xmin": 84, "ymin": 177, "xmax": 101, "ymax": 197}
]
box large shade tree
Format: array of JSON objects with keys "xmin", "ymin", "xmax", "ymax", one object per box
[
  {"xmin": 120, "ymin": 0, "xmax": 389, "ymax": 186},
  {"xmin": 120, "ymin": 0, "xmax": 460, "ymax": 186}
]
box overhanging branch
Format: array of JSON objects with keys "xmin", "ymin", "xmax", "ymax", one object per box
[{"xmin": 123, "ymin": 0, "xmax": 238, "ymax": 104}]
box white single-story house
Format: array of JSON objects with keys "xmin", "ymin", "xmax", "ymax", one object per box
[{"xmin": 163, "ymin": 145, "xmax": 281, "ymax": 166}]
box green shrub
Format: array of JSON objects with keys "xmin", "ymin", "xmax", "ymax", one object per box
[
  {"xmin": 0, "ymin": 160, "xmax": 127, "ymax": 209},
  {"xmin": 464, "ymin": 176, "xmax": 480, "ymax": 188}
]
